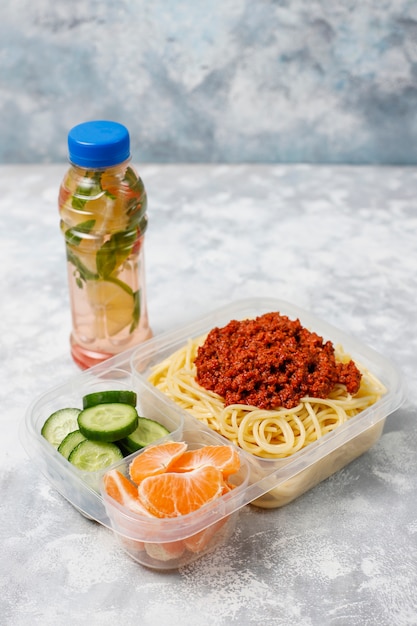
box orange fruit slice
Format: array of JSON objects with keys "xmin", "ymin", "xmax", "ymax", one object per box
[
  {"xmin": 184, "ymin": 516, "xmax": 229, "ymax": 553},
  {"xmin": 138, "ymin": 465, "xmax": 225, "ymax": 518},
  {"xmin": 103, "ymin": 469, "xmax": 152, "ymax": 516},
  {"xmin": 144, "ymin": 540, "xmax": 185, "ymax": 562},
  {"xmin": 169, "ymin": 445, "xmax": 240, "ymax": 477},
  {"xmin": 129, "ymin": 441, "xmax": 188, "ymax": 484}
]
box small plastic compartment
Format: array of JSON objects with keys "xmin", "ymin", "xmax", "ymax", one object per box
[
  {"xmin": 130, "ymin": 297, "xmax": 405, "ymax": 509},
  {"xmin": 21, "ymin": 361, "xmax": 185, "ymax": 524},
  {"xmin": 101, "ymin": 429, "xmax": 250, "ymax": 570}
]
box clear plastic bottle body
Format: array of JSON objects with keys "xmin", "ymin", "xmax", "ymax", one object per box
[{"xmin": 59, "ymin": 158, "xmax": 152, "ymax": 369}]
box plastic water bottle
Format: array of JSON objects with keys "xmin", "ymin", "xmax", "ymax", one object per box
[{"xmin": 58, "ymin": 120, "xmax": 152, "ymax": 369}]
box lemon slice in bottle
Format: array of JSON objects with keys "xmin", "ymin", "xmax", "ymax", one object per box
[
  {"xmin": 86, "ymin": 279, "xmax": 135, "ymax": 338},
  {"xmin": 85, "ymin": 196, "xmax": 129, "ymax": 234}
]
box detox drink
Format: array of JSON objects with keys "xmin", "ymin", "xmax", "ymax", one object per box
[{"xmin": 59, "ymin": 121, "xmax": 152, "ymax": 369}]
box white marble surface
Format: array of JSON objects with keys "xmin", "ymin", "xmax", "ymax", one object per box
[{"xmin": 1, "ymin": 164, "xmax": 416, "ymax": 625}]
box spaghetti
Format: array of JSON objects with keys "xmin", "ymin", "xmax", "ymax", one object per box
[{"xmin": 148, "ymin": 324, "xmax": 386, "ymax": 460}]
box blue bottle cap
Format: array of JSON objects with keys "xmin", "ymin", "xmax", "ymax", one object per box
[{"xmin": 68, "ymin": 120, "xmax": 130, "ymax": 168}]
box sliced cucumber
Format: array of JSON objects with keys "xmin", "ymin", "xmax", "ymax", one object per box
[
  {"xmin": 57, "ymin": 430, "xmax": 87, "ymax": 459},
  {"xmin": 82, "ymin": 389, "xmax": 137, "ymax": 409},
  {"xmin": 120, "ymin": 417, "xmax": 170, "ymax": 453},
  {"xmin": 41, "ymin": 408, "xmax": 81, "ymax": 448},
  {"xmin": 77, "ymin": 402, "xmax": 138, "ymax": 442},
  {"xmin": 68, "ymin": 440, "xmax": 123, "ymax": 471}
]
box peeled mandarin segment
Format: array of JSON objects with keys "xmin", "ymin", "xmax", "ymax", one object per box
[
  {"xmin": 222, "ymin": 481, "xmax": 236, "ymax": 494},
  {"xmin": 129, "ymin": 441, "xmax": 188, "ymax": 484},
  {"xmin": 104, "ymin": 469, "xmax": 138, "ymax": 501},
  {"xmin": 184, "ymin": 517, "xmax": 229, "ymax": 554},
  {"xmin": 168, "ymin": 445, "xmax": 240, "ymax": 477},
  {"xmin": 85, "ymin": 279, "xmax": 135, "ymax": 338},
  {"xmin": 103, "ymin": 469, "xmax": 153, "ymax": 516},
  {"xmin": 144, "ymin": 540, "xmax": 185, "ymax": 562},
  {"xmin": 137, "ymin": 465, "xmax": 224, "ymax": 519}
]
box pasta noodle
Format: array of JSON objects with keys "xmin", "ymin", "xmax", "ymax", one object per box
[{"xmin": 148, "ymin": 334, "xmax": 386, "ymax": 460}]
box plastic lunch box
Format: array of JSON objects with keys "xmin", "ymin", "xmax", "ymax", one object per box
[{"xmin": 21, "ymin": 298, "xmax": 405, "ymax": 570}]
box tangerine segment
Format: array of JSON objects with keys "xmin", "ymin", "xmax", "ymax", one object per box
[
  {"xmin": 138, "ymin": 465, "xmax": 225, "ymax": 518},
  {"xmin": 168, "ymin": 445, "xmax": 240, "ymax": 477},
  {"xmin": 129, "ymin": 441, "xmax": 188, "ymax": 484},
  {"xmin": 103, "ymin": 469, "xmax": 153, "ymax": 516},
  {"xmin": 222, "ymin": 481, "xmax": 236, "ymax": 494},
  {"xmin": 184, "ymin": 516, "xmax": 229, "ymax": 553},
  {"xmin": 144, "ymin": 540, "xmax": 185, "ymax": 562}
]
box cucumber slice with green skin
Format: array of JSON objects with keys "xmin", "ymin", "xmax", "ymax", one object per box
[
  {"xmin": 41, "ymin": 408, "xmax": 81, "ymax": 448},
  {"xmin": 82, "ymin": 389, "xmax": 137, "ymax": 409},
  {"xmin": 77, "ymin": 402, "xmax": 138, "ymax": 442},
  {"xmin": 68, "ymin": 440, "xmax": 123, "ymax": 471},
  {"xmin": 120, "ymin": 417, "xmax": 170, "ymax": 453},
  {"xmin": 57, "ymin": 430, "xmax": 87, "ymax": 459}
]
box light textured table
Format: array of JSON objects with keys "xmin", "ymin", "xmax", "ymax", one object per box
[{"xmin": 1, "ymin": 164, "xmax": 416, "ymax": 626}]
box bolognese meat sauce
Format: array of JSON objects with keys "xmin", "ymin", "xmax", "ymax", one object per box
[{"xmin": 194, "ymin": 312, "xmax": 362, "ymax": 410}]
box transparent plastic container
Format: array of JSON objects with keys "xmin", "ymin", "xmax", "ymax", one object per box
[
  {"xmin": 21, "ymin": 298, "xmax": 405, "ymax": 569},
  {"xmin": 129, "ymin": 298, "xmax": 405, "ymax": 508},
  {"xmin": 22, "ymin": 362, "xmax": 185, "ymax": 524},
  {"xmin": 59, "ymin": 120, "xmax": 152, "ymax": 369},
  {"xmin": 101, "ymin": 429, "xmax": 250, "ymax": 570}
]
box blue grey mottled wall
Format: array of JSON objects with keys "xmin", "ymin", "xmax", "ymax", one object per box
[{"xmin": 1, "ymin": 0, "xmax": 417, "ymax": 164}]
